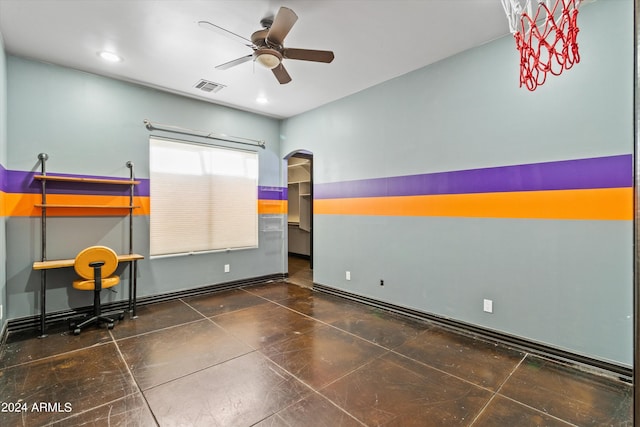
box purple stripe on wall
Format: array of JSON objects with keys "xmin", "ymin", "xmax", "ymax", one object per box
[
  {"xmin": 258, "ymin": 186, "xmax": 288, "ymax": 200},
  {"xmin": 315, "ymin": 155, "xmax": 632, "ymax": 199},
  {"xmin": 4, "ymin": 169, "xmax": 285, "ymax": 200},
  {"xmin": 5, "ymin": 170, "xmax": 151, "ymax": 196}
]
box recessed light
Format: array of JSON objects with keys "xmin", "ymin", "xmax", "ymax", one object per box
[
  {"xmin": 98, "ymin": 51, "xmax": 123, "ymax": 63},
  {"xmin": 256, "ymin": 96, "xmax": 268, "ymax": 104}
]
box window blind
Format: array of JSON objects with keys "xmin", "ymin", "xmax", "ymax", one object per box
[{"xmin": 149, "ymin": 137, "xmax": 258, "ymax": 257}]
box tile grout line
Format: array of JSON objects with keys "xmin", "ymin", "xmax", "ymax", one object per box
[
  {"xmin": 169, "ymin": 301, "xmax": 364, "ymax": 427},
  {"xmin": 140, "ymin": 348, "xmax": 259, "ymax": 393},
  {"xmin": 255, "ymin": 348, "xmax": 372, "ymax": 427},
  {"xmin": 249, "ymin": 413, "xmax": 292, "ymax": 427},
  {"xmin": 0, "ymin": 337, "xmax": 115, "ymax": 370},
  {"xmin": 218, "ymin": 284, "xmax": 375, "ymax": 426},
  {"xmin": 110, "ymin": 329, "xmax": 162, "ymax": 426},
  {"xmin": 383, "ymin": 345, "xmax": 514, "ymax": 395},
  {"xmin": 180, "ymin": 297, "xmax": 225, "ymax": 320},
  {"xmin": 40, "ymin": 394, "xmax": 150, "ymax": 427},
  {"xmin": 191, "ymin": 288, "xmax": 373, "ymax": 425},
  {"xmin": 493, "ymin": 394, "xmax": 581, "ymax": 427},
  {"xmin": 118, "ymin": 301, "xmax": 271, "ymax": 397},
  {"xmin": 480, "ymin": 353, "xmax": 581, "ymax": 427},
  {"xmin": 35, "ymin": 330, "xmax": 144, "ymax": 427},
  {"xmin": 7, "ymin": 297, "xmax": 208, "ymax": 361},
  {"xmin": 249, "ymin": 286, "xmax": 531, "ymax": 401},
  {"xmin": 39, "ymin": 330, "xmax": 163, "ymax": 427},
  {"xmin": 114, "ymin": 316, "xmax": 207, "ymax": 342},
  {"xmin": 467, "ymin": 353, "xmax": 527, "ymax": 427},
  {"xmin": 465, "ymin": 353, "xmax": 581, "ymax": 427},
  {"xmin": 181, "ymin": 294, "xmax": 281, "ymax": 322},
  {"xmin": 184, "ymin": 293, "xmax": 298, "ymax": 356},
  {"xmin": 316, "ymin": 348, "xmax": 391, "ymax": 391},
  {"xmin": 107, "ymin": 297, "xmax": 209, "ymax": 342},
  {"xmin": 266, "ymin": 294, "xmax": 524, "ymax": 396},
  {"xmin": 266, "ymin": 293, "xmax": 400, "ymax": 355}
]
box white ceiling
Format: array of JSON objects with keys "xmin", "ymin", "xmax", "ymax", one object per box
[{"xmin": 0, "ymin": 0, "xmax": 511, "ymax": 119}]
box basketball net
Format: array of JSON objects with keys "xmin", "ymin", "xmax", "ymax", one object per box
[{"xmin": 501, "ymin": 0, "xmax": 582, "ymax": 91}]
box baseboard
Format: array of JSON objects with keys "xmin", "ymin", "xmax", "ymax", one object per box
[
  {"xmin": 6, "ymin": 273, "xmax": 286, "ymax": 334},
  {"xmin": 313, "ymin": 283, "xmax": 632, "ymax": 381}
]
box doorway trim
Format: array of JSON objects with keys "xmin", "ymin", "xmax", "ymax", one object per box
[{"xmin": 284, "ymin": 150, "xmax": 313, "ymax": 270}]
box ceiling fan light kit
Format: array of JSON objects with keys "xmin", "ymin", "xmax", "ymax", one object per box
[
  {"xmin": 200, "ymin": 6, "xmax": 334, "ymax": 84},
  {"xmin": 254, "ymin": 49, "xmax": 282, "ymax": 69}
]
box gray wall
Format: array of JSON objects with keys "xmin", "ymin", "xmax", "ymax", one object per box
[
  {"xmin": 0, "ymin": 31, "xmax": 7, "ymax": 334},
  {"xmin": 280, "ymin": 0, "xmax": 634, "ymax": 366},
  {"xmin": 6, "ymin": 56, "xmax": 284, "ymax": 319}
]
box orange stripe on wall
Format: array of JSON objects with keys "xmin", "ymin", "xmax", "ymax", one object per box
[
  {"xmin": 0, "ymin": 191, "xmax": 6, "ymax": 217},
  {"xmin": 5, "ymin": 193, "xmax": 150, "ymax": 217},
  {"xmin": 258, "ymin": 200, "xmax": 287, "ymax": 215},
  {"xmin": 5, "ymin": 193, "xmax": 284, "ymax": 217},
  {"xmin": 314, "ymin": 188, "xmax": 633, "ymax": 220}
]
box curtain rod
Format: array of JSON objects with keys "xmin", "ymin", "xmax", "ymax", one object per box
[{"xmin": 143, "ymin": 119, "xmax": 266, "ymax": 149}]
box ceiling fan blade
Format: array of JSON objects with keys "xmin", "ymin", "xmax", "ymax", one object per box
[
  {"xmin": 198, "ymin": 20, "xmax": 254, "ymax": 48},
  {"xmin": 266, "ymin": 7, "xmax": 298, "ymax": 47},
  {"xmin": 272, "ymin": 63, "xmax": 292, "ymax": 84},
  {"xmin": 215, "ymin": 54, "xmax": 253, "ymax": 70},
  {"xmin": 283, "ymin": 48, "xmax": 335, "ymax": 63}
]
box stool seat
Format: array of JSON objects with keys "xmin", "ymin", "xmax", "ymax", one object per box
[{"xmin": 73, "ymin": 275, "xmax": 120, "ymax": 291}]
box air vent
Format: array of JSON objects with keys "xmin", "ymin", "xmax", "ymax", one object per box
[{"xmin": 194, "ymin": 79, "xmax": 226, "ymax": 93}]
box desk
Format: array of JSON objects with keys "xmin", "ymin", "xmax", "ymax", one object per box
[{"xmin": 33, "ymin": 253, "xmax": 144, "ymax": 337}]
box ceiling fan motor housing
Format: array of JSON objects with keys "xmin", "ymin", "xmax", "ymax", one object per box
[
  {"xmin": 260, "ymin": 17, "xmax": 274, "ymax": 29},
  {"xmin": 251, "ymin": 28, "xmax": 283, "ymax": 69},
  {"xmin": 251, "ymin": 29, "xmax": 269, "ymax": 47}
]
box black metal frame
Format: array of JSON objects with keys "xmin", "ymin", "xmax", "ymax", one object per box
[
  {"xmin": 634, "ymin": 0, "xmax": 639, "ymax": 422},
  {"xmin": 36, "ymin": 154, "xmax": 138, "ymax": 337}
]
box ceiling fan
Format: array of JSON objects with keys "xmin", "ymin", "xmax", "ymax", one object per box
[{"xmin": 198, "ymin": 6, "xmax": 334, "ymax": 84}]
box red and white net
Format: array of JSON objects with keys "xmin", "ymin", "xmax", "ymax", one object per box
[{"xmin": 501, "ymin": 0, "xmax": 582, "ymax": 91}]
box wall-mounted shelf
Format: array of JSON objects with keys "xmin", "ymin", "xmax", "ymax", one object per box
[
  {"xmin": 34, "ymin": 175, "xmax": 141, "ymax": 185},
  {"xmin": 35, "ymin": 204, "xmax": 140, "ymax": 209}
]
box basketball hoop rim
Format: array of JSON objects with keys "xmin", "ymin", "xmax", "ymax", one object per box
[{"xmin": 501, "ymin": 0, "xmax": 583, "ymax": 35}]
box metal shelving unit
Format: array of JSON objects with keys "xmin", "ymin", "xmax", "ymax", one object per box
[{"xmin": 34, "ymin": 153, "xmax": 142, "ymax": 337}]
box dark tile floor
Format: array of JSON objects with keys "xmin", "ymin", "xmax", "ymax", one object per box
[
  {"xmin": 286, "ymin": 255, "xmax": 313, "ymax": 288},
  {"xmin": 0, "ymin": 281, "xmax": 632, "ymax": 427}
]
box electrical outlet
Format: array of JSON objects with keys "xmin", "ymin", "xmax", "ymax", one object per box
[
  {"xmin": 0, "ymin": 304, "xmax": 3, "ymax": 320},
  {"xmin": 483, "ymin": 299, "xmax": 493, "ymax": 313},
  {"xmin": 346, "ymin": 271, "xmax": 351, "ymax": 281},
  {"xmin": 224, "ymin": 264, "xmax": 230, "ymax": 273}
]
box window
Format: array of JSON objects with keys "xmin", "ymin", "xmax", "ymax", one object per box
[{"xmin": 149, "ymin": 137, "xmax": 258, "ymax": 257}]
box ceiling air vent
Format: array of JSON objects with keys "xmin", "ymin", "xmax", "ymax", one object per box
[{"xmin": 194, "ymin": 79, "xmax": 226, "ymax": 93}]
